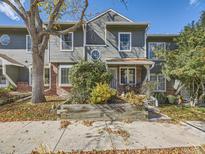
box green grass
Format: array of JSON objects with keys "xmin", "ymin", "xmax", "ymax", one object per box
[
  {"xmin": 0, "ymin": 96, "xmax": 65, "ymax": 122},
  {"xmin": 159, "ymin": 104, "xmax": 205, "ymax": 122}
]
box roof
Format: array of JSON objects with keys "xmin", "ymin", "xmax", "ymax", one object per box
[
  {"xmin": 0, "ymin": 54, "xmax": 24, "ymax": 67},
  {"xmin": 106, "ymin": 58, "xmax": 154, "ymax": 65},
  {"xmin": 147, "ymin": 34, "xmax": 179, "ymax": 37},
  {"xmin": 106, "ymin": 22, "xmax": 149, "ymax": 29},
  {"xmin": 87, "ymin": 9, "xmax": 134, "ymax": 23},
  {"xmin": 0, "ymin": 22, "xmax": 78, "ymax": 29}
]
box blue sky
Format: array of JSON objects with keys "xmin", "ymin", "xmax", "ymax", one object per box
[{"xmin": 0, "ymin": 0, "xmax": 205, "ymax": 33}]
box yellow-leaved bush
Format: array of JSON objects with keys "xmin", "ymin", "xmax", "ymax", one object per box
[{"xmin": 90, "ymin": 83, "xmax": 117, "ymax": 104}]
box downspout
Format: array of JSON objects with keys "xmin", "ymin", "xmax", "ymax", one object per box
[{"xmin": 83, "ymin": 23, "xmax": 87, "ymax": 61}]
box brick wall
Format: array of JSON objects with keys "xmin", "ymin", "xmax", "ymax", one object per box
[{"xmin": 45, "ymin": 63, "xmax": 72, "ymax": 96}]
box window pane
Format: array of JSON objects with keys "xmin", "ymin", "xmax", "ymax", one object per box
[
  {"xmin": 148, "ymin": 42, "xmax": 165, "ymax": 59},
  {"xmin": 27, "ymin": 35, "xmax": 32, "ymax": 52},
  {"xmin": 61, "ymin": 33, "xmax": 73, "ymax": 50},
  {"xmin": 120, "ymin": 68, "xmax": 127, "ymax": 84},
  {"xmin": 44, "ymin": 68, "xmax": 50, "ymax": 85},
  {"xmin": 61, "ymin": 68, "xmax": 70, "ymax": 84},
  {"xmin": 128, "ymin": 68, "xmax": 135, "ymax": 84},
  {"xmin": 158, "ymin": 75, "xmax": 166, "ymax": 91},
  {"xmin": 0, "ymin": 68, "xmax": 6, "ymax": 84},
  {"xmin": 120, "ymin": 33, "xmax": 131, "ymax": 51}
]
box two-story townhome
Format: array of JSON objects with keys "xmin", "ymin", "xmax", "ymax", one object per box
[{"xmin": 0, "ymin": 9, "xmax": 178, "ymax": 96}]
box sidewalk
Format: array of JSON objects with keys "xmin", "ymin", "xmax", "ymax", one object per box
[{"xmin": 0, "ymin": 121, "xmax": 205, "ymax": 154}]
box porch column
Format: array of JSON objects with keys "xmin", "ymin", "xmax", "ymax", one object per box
[{"xmin": 144, "ymin": 65, "xmax": 150, "ymax": 81}]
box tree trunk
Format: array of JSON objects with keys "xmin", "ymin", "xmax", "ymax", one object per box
[{"xmin": 31, "ymin": 46, "xmax": 46, "ymax": 103}]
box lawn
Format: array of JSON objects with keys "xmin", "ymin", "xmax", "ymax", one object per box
[
  {"xmin": 159, "ymin": 104, "xmax": 205, "ymax": 122},
  {"xmin": 0, "ymin": 96, "xmax": 65, "ymax": 122}
]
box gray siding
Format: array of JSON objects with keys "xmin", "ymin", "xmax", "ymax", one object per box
[
  {"xmin": 0, "ymin": 29, "xmax": 50, "ymax": 66},
  {"xmin": 49, "ymin": 28, "xmax": 84, "ymax": 63},
  {"xmin": 5, "ymin": 65, "xmax": 29, "ymax": 83},
  {"xmin": 86, "ymin": 11, "xmax": 146, "ymax": 61},
  {"xmin": 86, "ymin": 10, "xmax": 130, "ymax": 45}
]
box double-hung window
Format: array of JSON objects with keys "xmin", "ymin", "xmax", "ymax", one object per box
[
  {"xmin": 120, "ymin": 67, "xmax": 136, "ymax": 85},
  {"xmin": 59, "ymin": 65, "xmax": 72, "ymax": 86},
  {"xmin": 118, "ymin": 32, "xmax": 131, "ymax": 51},
  {"xmin": 150, "ymin": 74, "xmax": 166, "ymax": 92},
  {"xmin": 60, "ymin": 33, "xmax": 73, "ymax": 51},
  {"xmin": 26, "ymin": 35, "xmax": 32, "ymax": 53},
  {"xmin": 29, "ymin": 67, "xmax": 50, "ymax": 86},
  {"xmin": 148, "ymin": 42, "xmax": 166, "ymax": 59},
  {"xmin": 26, "ymin": 35, "xmax": 49, "ymax": 53}
]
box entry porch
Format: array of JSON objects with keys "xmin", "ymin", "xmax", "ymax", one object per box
[{"xmin": 106, "ymin": 58, "xmax": 154, "ymax": 94}]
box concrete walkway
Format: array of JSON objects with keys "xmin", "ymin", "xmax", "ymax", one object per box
[{"xmin": 0, "ymin": 121, "xmax": 205, "ymax": 154}]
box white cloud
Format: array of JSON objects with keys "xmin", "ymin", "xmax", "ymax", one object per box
[
  {"xmin": 0, "ymin": 0, "xmax": 25, "ymax": 21},
  {"xmin": 189, "ymin": 0, "xmax": 200, "ymax": 5}
]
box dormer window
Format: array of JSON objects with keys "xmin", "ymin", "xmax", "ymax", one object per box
[
  {"xmin": 118, "ymin": 32, "xmax": 131, "ymax": 51},
  {"xmin": 60, "ymin": 32, "xmax": 73, "ymax": 51}
]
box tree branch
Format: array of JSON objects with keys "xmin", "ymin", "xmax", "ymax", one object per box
[
  {"xmin": 47, "ymin": 0, "xmax": 65, "ymax": 31},
  {"xmin": 40, "ymin": 0, "xmax": 88, "ymax": 36},
  {"xmin": 2, "ymin": 0, "xmax": 27, "ymax": 21},
  {"xmin": 14, "ymin": 0, "xmax": 27, "ymax": 16}
]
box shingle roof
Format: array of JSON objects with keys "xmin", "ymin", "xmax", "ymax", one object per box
[
  {"xmin": 0, "ymin": 54, "xmax": 24, "ymax": 67},
  {"xmin": 106, "ymin": 58, "xmax": 154, "ymax": 65}
]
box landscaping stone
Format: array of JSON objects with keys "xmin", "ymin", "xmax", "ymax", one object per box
[{"xmin": 58, "ymin": 104, "xmax": 147, "ymax": 121}]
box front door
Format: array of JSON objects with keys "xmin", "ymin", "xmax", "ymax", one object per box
[{"xmin": 109, "ymin": 68, "xmax": 117, "ymax": 89}]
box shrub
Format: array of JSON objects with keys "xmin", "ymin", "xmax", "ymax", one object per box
[
  {"xmin": 167, "ymin": 95, "xmax": 177, "ymax": 104},
  {"xmin": 90, "ymin": 83, "xmax": 117, "ymax": 104},
  {"xmin": 123, "ymin": 91, "xmax": 146, "ymax": 105},
  {"xmin": 70, "ymin": 61, "xmax": 112, "ymax": 103},
  {"xmin": 141, "ymin": 81, "xmax": 156, "ymax": 99},
  {"xmin": 154, "ymin": 92, "xmax": 167, "ymax": 104}
]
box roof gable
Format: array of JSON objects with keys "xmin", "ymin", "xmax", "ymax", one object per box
[{"xmin": 87, "ymin": 9, "xmax": 133, "ymax": 23}]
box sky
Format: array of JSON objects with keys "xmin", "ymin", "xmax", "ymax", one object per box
[{"xmin": 0, "ymin": 0, "xmax": 205, "ymax": 34}]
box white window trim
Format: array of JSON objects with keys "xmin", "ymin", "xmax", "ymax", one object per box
[
  {"xmin": 29, "ymin": 66, "xmax": 51, "ymax": 87},
  {"xmin": 119, "ymin": 67, "xmax": 136, "ymax": 85},
  {"xmin": 44, "ymin": 66, "xmax": 51, "ymax": 87},
  {"xmin": 26, "ymin": 35, "xmax": 50, "ymax": 54},
  {"xmin": 150, "ymin": 73, "xmax": 166, "ymax": 92},
  {"xmin": 26, "ymin": 35, "xmax": 32, "ymax": 53},
  {"xmin": 148, "ymin": 42, "xmax": 166, "ymax": 59},
  {"xmin": 60, "ymin": 32, "xmax": 74, "ymax": 52},
  {"xmin": 118, "ymin": 32, "xmax": 132, "ymax": 52},
  {"xmin": 0, "ymin": 67, "xmax": 9, "ymax": 87},
  {"xmin": 58, "ymin": 65, "xmax": 72, "ymax": 87}
]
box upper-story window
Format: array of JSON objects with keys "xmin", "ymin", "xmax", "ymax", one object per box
[
  {"xmin": 26, "ymin": 35, "xmax": 49, "ymax": 53},
  {"xmin": 26, "ymin": 35, "xmax": 32, "ymax": 53},
  {"xmin": 148, "ymin": 42, "xmax": 166, "ymax": 59},
  {"xmin": 60, "ymin": 32, "xmax": 73, "ymax": 51},
  {"xmin": 118, "ymin": 32, "xmax": 131, "ymax": 51}
]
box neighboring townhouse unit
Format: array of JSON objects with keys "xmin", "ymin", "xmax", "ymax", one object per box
[{"xmin": 0, "ymin": 9, "xmax": 178, "ymax": 96}]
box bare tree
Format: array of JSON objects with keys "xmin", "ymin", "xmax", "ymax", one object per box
[{"xmin": 1, "ymin": 0, "xmax": 88, "ymax": 103}]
